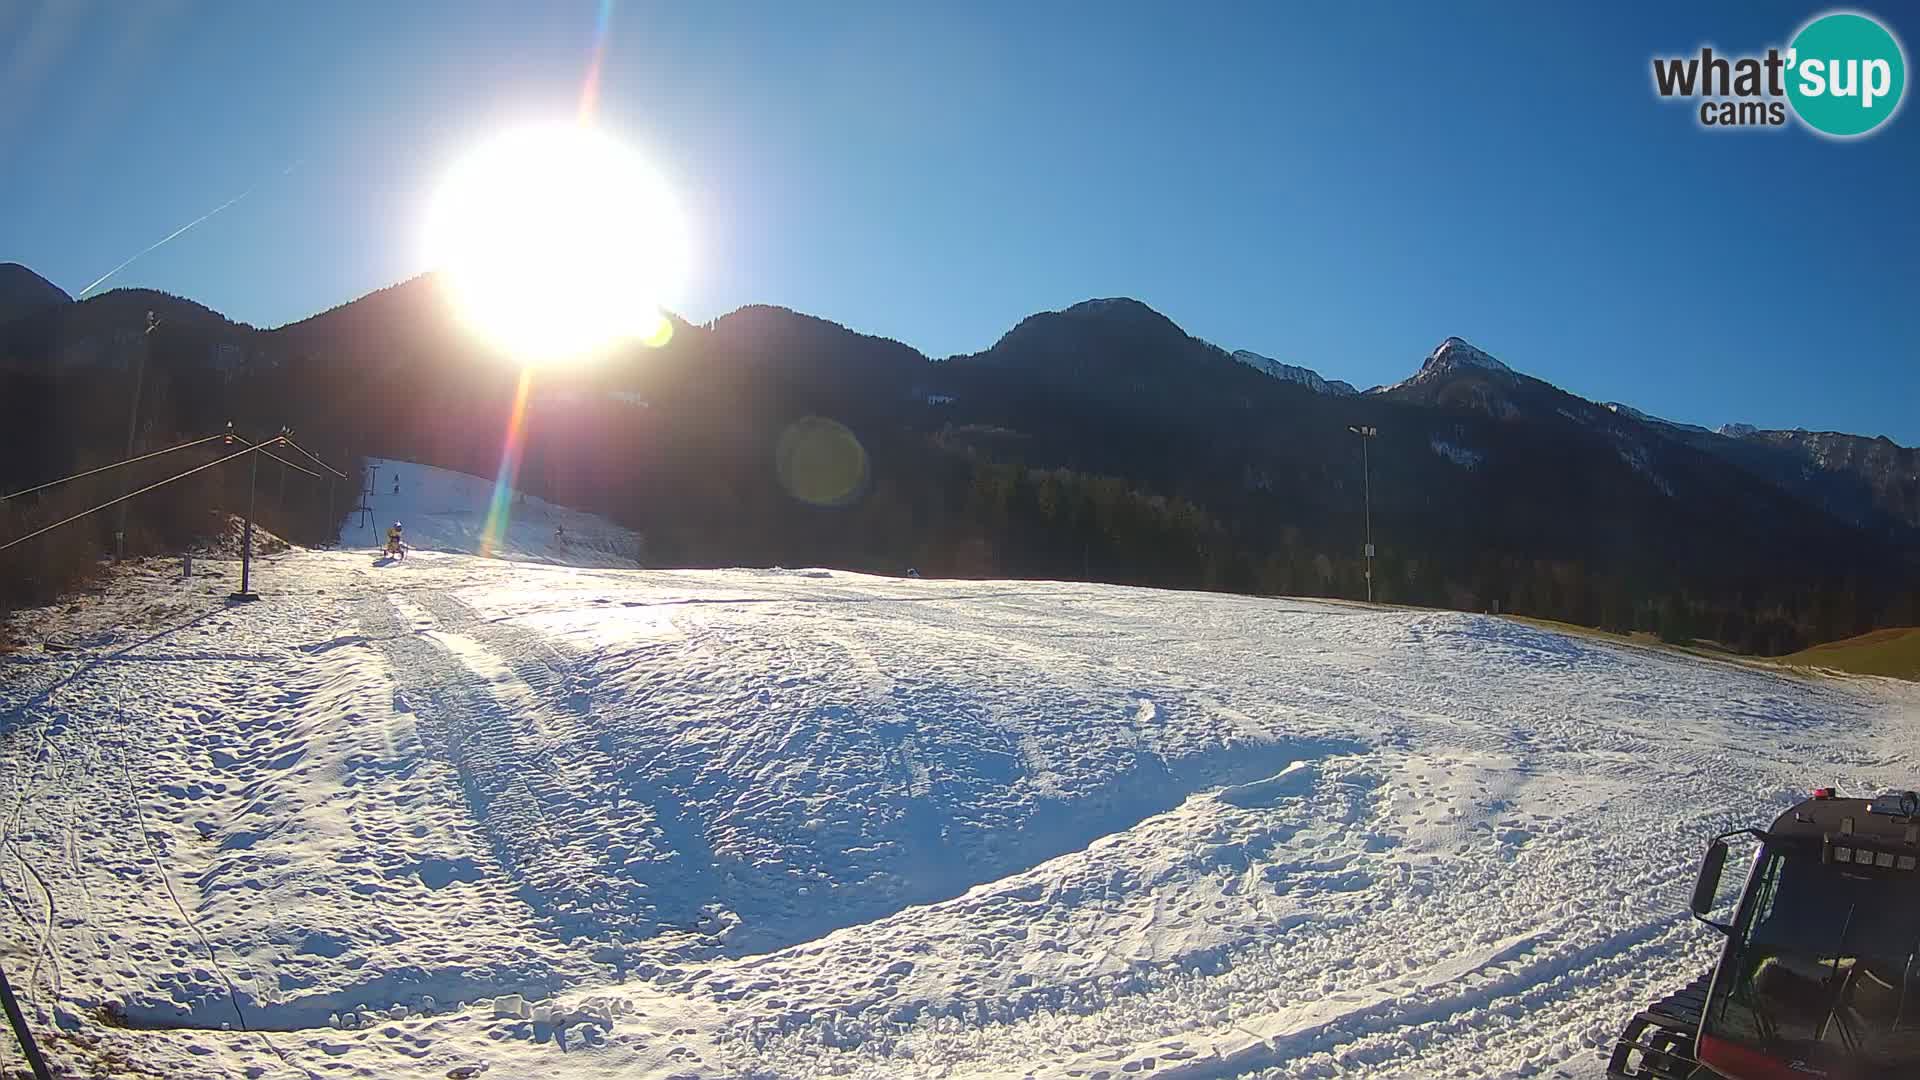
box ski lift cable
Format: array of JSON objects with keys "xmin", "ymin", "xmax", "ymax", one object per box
[
  {"xmin": 272, "ymin": 436, "xmax": 349, "ymax": 478},
  {"xmin": 0, "ymin": 442, "xmax": 280, "ymax": 554},
  {"xmin": 225, "ymin": 433, "xmax": 322, "ymax": 479},
  {"xmin": 0, "ymin": 433, "xmax": 228, "ymax": 503}
]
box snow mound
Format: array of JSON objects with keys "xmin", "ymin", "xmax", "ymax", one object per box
[
  {"xmin": 195, "ymin": 512, "xmax": 291, "ymax": 557},
  {"xmin": 339, "ymin": 458, "xmax": 641, "ymax": 567},
  {"xmin": 1215, "ymin": 759, "xmax": 1317, "ymax": 807}
]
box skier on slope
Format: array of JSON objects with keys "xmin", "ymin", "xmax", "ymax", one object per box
[{"xmin": 385, "ymin": 521, "xmax": 406, "ymax": 559}]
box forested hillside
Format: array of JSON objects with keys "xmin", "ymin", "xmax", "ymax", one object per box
[{"xmin": 3, "ymin": 274, "xmax": 1914, "ymax": 653}]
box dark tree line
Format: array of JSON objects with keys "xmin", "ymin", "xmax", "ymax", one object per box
[
  {"xmin": 6, "ymin": 283, "xmax": 1915, "ymax": 656},
  {"xmin": 0, "ymin": 307, "xmax": 364, "ymax": 623}
]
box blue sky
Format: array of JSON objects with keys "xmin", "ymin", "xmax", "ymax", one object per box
[{"xmin": 4, "ymin": 1, "xmax": 1916, "ymax": 440}]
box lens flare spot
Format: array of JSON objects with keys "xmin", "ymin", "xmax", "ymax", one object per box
[
  {"xmin": 640, "ymin": 311, "xmax": 674, "ymax": 349},
  {"xmin": 776, "ymin": 417, "xmax": 869, "ymax": 508},
  {"xmin": 480, "ymin": 368, "xmax": 537, "ymax": 557}
]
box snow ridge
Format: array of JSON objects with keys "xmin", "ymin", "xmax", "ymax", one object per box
[
  {"xmin": 1604, "ymin": 402, "xmax": 1713, "ymax": 436},
  {"xmin": 1430, "ymin": 437, "xmax": 1485, "ymax": 469},
  {"xmin": 1230, "ymin": 350, "xmax": 1358, "ymax": 396}
]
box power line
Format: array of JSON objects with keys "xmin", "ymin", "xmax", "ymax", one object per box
[
  {"xmin": 227, "ymin": 433, "xmax": 321, "ymax": 480},
  {"xmin": 271, "ymin": 436, "xmax": 350, "ymax": 554},
  {"xmin": 0, "ymin": 443, "xmax": 268, "ymax": 554},
  {"xmin": 274, "ymin": 436, "xmax": 348, "ymax": 479},
  {"xmin": 0, "ymin": 433, "xmax": 227, "ymax": 503}
]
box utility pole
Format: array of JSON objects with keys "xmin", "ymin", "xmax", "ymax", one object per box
[
  {"xmin": 1348, "ymin": 425, "xmax": 1378, "ymax": 603},
  {"xmin": 361, "ymin": 464, "xmax": 379, "ymax": 531},
  {"xmin": 270, "ymin": 426, "xmax": 291, "ymax": 536},
  {"xmin": 232, "ymin": 432, "xmax": 260, "ymax": 602},
  {"xmin": 0, "ymin": 961, "xmax": 52, "ymax": 1080},
  {"xmin": 324, "ymin": 440, "xmax": 347, "ymax": 545},
  {"xmin": 114, "ymin": 311, "xmax": 159, "ymax": 561}
]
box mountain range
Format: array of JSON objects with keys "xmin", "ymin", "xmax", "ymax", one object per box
[{"xmin": 1, "ymin": 269, "xmax": 1913, "ymax": 653}]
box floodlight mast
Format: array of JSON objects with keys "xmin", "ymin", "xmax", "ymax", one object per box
[{"xmin": 1348, "ymin": 425, "xmax": 1377, "ymax": 602}]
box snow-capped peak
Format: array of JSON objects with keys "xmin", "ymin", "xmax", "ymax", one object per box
[
  {"xmin": 1719, "ymin": 422, "xmax": 1760, "ymax": 438},
  {"xmin": 1230, "ymin": 349, "xmax": 1358, "ymax": 396},
  {"xmin": 1376, "ymin": 336, "xmax": 1515, "ymax": 394},
  {"xmin": 1421, "ymin": 336, "xmax": 1511, "ymax": 376}
]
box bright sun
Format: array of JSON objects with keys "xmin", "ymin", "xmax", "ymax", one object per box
[{"xmin": 424, "ymin": 123, "xmax": 689, "ymax": 362}]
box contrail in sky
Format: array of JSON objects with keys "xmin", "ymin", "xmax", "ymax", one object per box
[{"xmin": 74, "ymin": 168, "xmax": 285, "ymax": 298}]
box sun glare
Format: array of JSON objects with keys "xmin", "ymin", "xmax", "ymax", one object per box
[{"xmin": 424, "ymin": 123, "xmax": 689, "ymax": 363}]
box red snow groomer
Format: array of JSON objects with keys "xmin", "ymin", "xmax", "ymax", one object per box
[{"xmin": 1609, "ymin": 788, "xmax": 1920, "ymax": 1079}]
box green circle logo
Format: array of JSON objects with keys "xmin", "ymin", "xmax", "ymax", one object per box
[{"xmin": 1787, "ymin": 12, "xmax": 1906, "ymax": 137}]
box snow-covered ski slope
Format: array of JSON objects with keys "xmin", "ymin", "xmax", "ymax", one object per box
[
  {"xmin": 339, "ymin": 459, "xmax": 642, "ymax": 567},
  {"xmin": 1, "ymin": 550, "xmax": 1916, "ymax": 1079}
]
